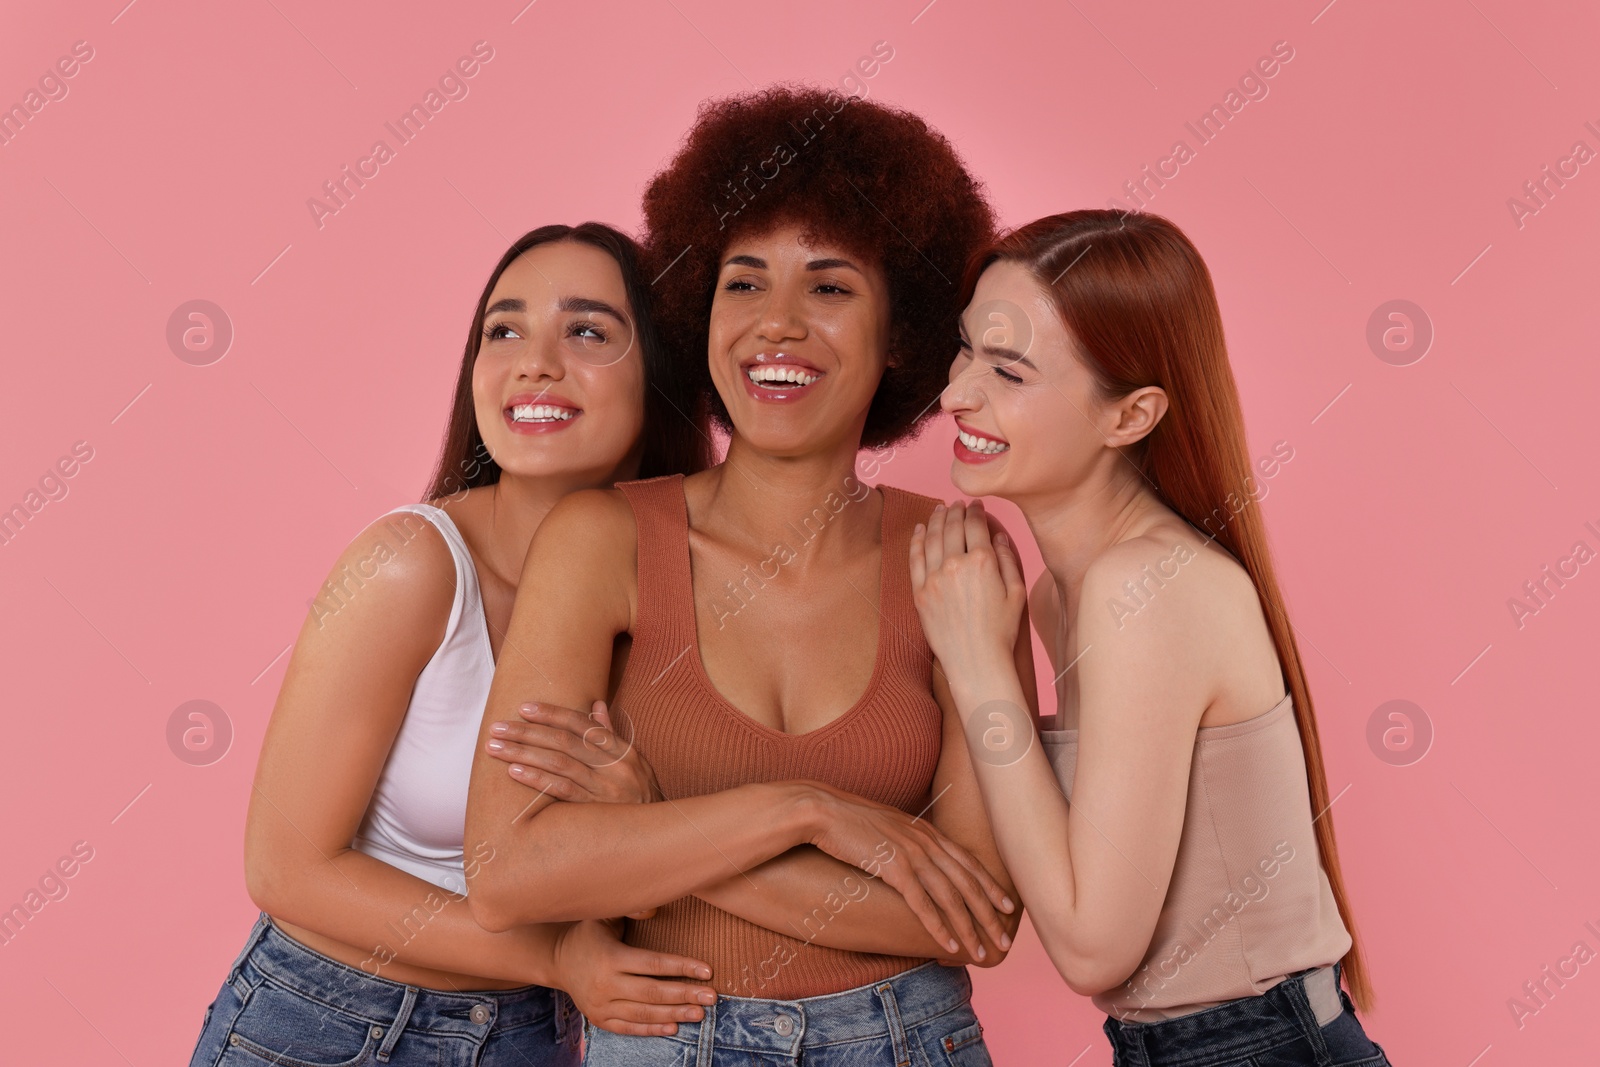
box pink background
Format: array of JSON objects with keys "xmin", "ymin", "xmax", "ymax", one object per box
[{"xmin": 2, "ymin": 0, "xmax": 1596, "ymax": 1062}]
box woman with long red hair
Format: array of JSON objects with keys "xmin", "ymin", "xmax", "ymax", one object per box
[{"xmin": 909, "ymin": 210, "xmax": 1394, "ymax": 1064}]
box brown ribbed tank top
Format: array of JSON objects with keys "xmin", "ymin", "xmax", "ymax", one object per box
[{"xmin": 611, "ymin": 473, "xmax": 945, "ymax": 1000}]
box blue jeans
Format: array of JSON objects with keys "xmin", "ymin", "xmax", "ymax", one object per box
[
  {"xmin": 1102, "ymin": 963, "xmax": 1392, "ymax": 1067},
  {"xmin": 188, "ymin": 913, "xmax": 582, "ymax": 1067},
  {"xmin": 583, "ymin": 959, "xmax": 990, "ymax": 1066}
]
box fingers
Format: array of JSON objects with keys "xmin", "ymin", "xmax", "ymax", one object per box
[
  {"xmin": 486, "ymin": 734, "xmax": 594, "ymax": 787},
  {"xmin": 623, "ymin": 906, "xmax": 659, "ymax": 920},
  {"xmin": 923, "ymin": 502, "xmax": 948, "ymax": 572},
  {"xmin": 963, "ymin": 500, "xmax": 992, "ymax": 554},
  {"xmin": 613, "ymin": 975, "xmax": 716, "ymax": 1008},
  {"xmin": 876, "ymin": 859, "xmax": 962, "ymax": 958},
  {"xmin": 515, "ymin": 704, "xmax": 623, "ymax": 763},
  {"xmin": 993, "ymin": 529, "xmax": 1026, "ymax": 602},
  {"xmin": 909, "ymin": 522, "xmax": 928, "ymax": 590},
  {"xmin": 922, "ymin": 838, "xmax": 1013, "ymax": 953},
  {"xmin": 906, "ymin": 848, "xmax": 986, "ymax": 961},
  {"xmin": 941, "ymin": 500, "xmax": 968, "ymax": 562},
  {"xmin": 616, "ymin": 947, "xmax": 714, "ymax": 983},
  {"xmin": 593, "ymin": 1017, "xmax": 682, "ymax": 1038},
  {"xmin": 491, "ymin": 717, "xmax": 612, "ymax": 771}
]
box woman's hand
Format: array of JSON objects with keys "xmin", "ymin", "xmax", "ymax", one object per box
[
  {"xmin": 801, "ymin": 781, "xmax": 1015, "ymax": 962},
  {"xmin": 485, "ymin": 700, "xmax": 662, "ymax": 804},
  {"xmin": 553, "ymin": 918, "xmax": 717, "ymax": 1037},
  {"xmin": 909, "ymin": 500, "xmax": 1027, "ymax": 677}
]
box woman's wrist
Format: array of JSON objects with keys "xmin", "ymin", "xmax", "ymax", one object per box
[
  {"xmin": 939, "ymin": 647, "xmax": 1020, "ymax": 703},
  {"xmin": 765, "ymin": 780, "xmax": 830, "ymax": 846}
]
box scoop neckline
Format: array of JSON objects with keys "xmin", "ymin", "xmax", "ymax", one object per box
[
  {"xmin": 1039, "ymin": 691, "xmax": 1294, "ymax": 744},
  {"xmin": 673, "ymin": 475, "xmax": 895, "ymax": 743}
]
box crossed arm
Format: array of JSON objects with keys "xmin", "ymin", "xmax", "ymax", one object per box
[{"xmin": 463, "ymin": 489, "xmax": 1028, "ymax": 965}]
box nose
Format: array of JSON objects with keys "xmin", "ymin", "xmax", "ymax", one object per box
[
  {"xmin": 940, "ymin": 352, "xmax": 985, "ymax": 417},
  {"xmin": 755, "ymin": 281, "xmax": 808, "ymax": 344},
  {"xmin": 513, "ymin": 328, "xmax": 566, "ymax": 384}
]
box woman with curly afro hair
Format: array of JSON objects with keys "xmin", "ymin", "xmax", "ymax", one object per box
[{"xmin": 464, "ymin": 86, "xmax": 1030, "ymax": 1065}]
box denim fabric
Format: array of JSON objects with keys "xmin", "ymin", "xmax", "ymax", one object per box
[
  {"xmin": 582, "ymin": 959, "xmax": 989, "ymax": 1066},
  {"xmin": 187, "ymin": 913, "xmax": 582, "ymax": 1067},
  {"xmin": 1102, "ymin": 963, "xmax": 1392, "ymax": 1067}
]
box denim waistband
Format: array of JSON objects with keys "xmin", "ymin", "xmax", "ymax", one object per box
[
  {"xmin": 228, "ymin": 913, "xmax": 579, "ymax": 1047},
  {"xmin": 1103, "ymin": 962, "xmax": 1352, "ymax": 1067},
  {"xmin": 656, "ymin": 959, "xmax": 971, "ymax": 1058}
]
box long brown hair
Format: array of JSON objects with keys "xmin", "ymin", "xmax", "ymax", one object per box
[
  {"xmin": 969, "ymin": 209, "xmax": 1374, "ymax": 1011},
  {"xmin": 424, "ymin": 222, "xmax": 710, "ymax": 501}
]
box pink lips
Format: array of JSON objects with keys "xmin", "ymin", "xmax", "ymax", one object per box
[
  {"xmin": 503, "ymin": 392, "xmax": 582, "ymax": 435},
  {"xmin": 739, "ymin": 352, "xmax": 825, "ymax": 404},
  {"xmin": 952, "ymin": 418, "xmax": 1009, "ymax": 465}
]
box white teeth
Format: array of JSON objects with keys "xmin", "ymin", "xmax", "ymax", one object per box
[
  {"xmin": 510, "ymin": 403, "xmax": 576, "ymax": 422},
  {"xmin": 746, "ymin": 366, "xmax": 819, "ymax": 387},
  {"xmin": 958, "ymin": 430, "xmax": 1009, "ymax": 454}
]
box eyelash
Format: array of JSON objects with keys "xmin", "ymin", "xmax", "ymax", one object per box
[
  {"xmin": 482, "ymin": 321, "xmax": 608, "ymax": 341},
  {"xmin": 957, "ymin": 336, "xmax": 1025, "ymax": 383},
  {"xmin": 720, "ymin": 280, "xmax": 852, "ymax": 295}
]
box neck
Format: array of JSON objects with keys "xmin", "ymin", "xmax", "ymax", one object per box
[
  {"xmin": 480, "ymin": 460, "xmax": 638, "ymax": 583},
  {"xmin": 1011, "ymin": 454, "xmax": 1167, "ymax": 614},
  {"xmin": 703, "ymin": 431, "xmax": 878, "ymax": 562}
]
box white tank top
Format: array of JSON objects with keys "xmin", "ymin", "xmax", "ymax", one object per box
[{"xmin": 349, "ymin": 504, "xmax": 495, "ymax": 897}]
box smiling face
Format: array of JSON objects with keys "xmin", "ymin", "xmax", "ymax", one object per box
[
  {"xmin": 707, "ymin": 221, "xmax": 892, "ymax": 458},
  {"xmin": 471, "ymin": 240, "xmax": 647, "ymax": 484},
  {"xmin": 943, "ymin": 259, "xmax": 1163, "ymax": 501}
]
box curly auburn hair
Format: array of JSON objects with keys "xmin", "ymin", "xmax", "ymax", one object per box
[{"xmin": 641, "ymin": 85, "xmax": 997, "ymax": 449}]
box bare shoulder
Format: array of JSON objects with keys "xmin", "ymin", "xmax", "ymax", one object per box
[
  {"xmin": 524, "ymin": 487, "xmax": 640, "ymax": 624},
  {"xmin": 1079, "ymin": 520, "xmax": 1262, "ymax": 647},
  {"xmin": 307, "ymin": 509, "xmax": 458, "ymax": 648},
  {"xmin": 536, "ymin": 486, "xmax": 639, "ymax": 554}
]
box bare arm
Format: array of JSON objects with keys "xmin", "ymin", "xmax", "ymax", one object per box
[
  {"xmin": 245, "ymin": 515, "xmax": 571, "ymax": 986},
  {"xmin": 691, "ymin": 620, "xmax": 1030, "ymax": 965},
  {"xmin": 465, "ymin": 491, "xmax": 1014, "ymax": 963},
  {"xmin": 463, "ymin": 490, "xmax": 829, "ymax": 931},
  {"xmin": 912, "ymin": 502, "xmax": 1206, "ymax": 995}
]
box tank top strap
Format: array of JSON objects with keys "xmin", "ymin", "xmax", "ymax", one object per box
[
  {"xmin": 875, "ymin": 485, "xmax": 939, "ymax": 670},
  {"xmin": 383, "ymin": 503, "xmax": 484, "ymax": 649},
  {"xmin": 615, "ymin": 475, "xmax": 696, "ymax": 652}
]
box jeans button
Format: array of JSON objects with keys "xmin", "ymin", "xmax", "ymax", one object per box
[
  {"xmin": 370, "ymin": 1026, "xmax": 383, "ymax": 1040},
  {"xmin": 773, "ymin": 1015, "xmax": 794, "ymax": 1037},
  {"xmin": 470, "ymin": 1004, "xmax": 492, "ymax": 1025}
]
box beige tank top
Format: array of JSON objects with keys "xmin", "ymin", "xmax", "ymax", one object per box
[{"xmin": 1040, "ymin": 692, "xmax": 1352, "ymax": 1023}]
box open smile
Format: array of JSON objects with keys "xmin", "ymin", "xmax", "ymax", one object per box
[
  {"xmin": 953, "ymin": 419, "xmax": 1009, "ymax": 463},
  {"xmin": 503, "ymin": 393, "xmax": 582, "ymax": 435},
  {"xmin": 739, "ymin": 352, "xmax": 826, "ymax": 402}
]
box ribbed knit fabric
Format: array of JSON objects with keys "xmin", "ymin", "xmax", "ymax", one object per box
[{"xmin": 612, "ymin": 473, "xmax": 945, "ymax": 1000}]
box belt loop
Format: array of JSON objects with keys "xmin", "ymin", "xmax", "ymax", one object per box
[
  {"xmin": 227, "ymin": 913, "xmax": 273, "ymax": 984},
  {"xmin": 873, "ymin": 981, "xmax": 912, "ymax": 1067},
  {"xmin": 553, "ymin": 988, "xmax": 580, "ymax": 1049},
  {"xmin": 1282, "ymin": 968, "xmax": 1334, "ymax": 1067},
  {"xmin": 694, "ymin": 998, "xmax": 715, "ymax": 1067},
  {"xmin": 374, "ymin": 985, "xmax": 418, "ymax": 1062}
]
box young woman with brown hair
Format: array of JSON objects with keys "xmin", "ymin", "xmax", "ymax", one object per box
[{"xmin": 186, "ymin": 223, "xmax": 716, "ymax": 1067}]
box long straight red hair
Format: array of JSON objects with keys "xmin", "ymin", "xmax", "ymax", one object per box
[{"xmin": 969, "ymin": 209, "xmax": 1374, "ymax": 1011}]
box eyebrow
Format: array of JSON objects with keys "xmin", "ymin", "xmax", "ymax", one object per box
[
  {"xmin": 721, "ymin": 254, "xmax": 865, "ymax": 273},
  {"xmin": 483, "ymin": 296, "xmax": 629, "ymax": 322},
  {"xmin": 959, "ymin": 322, "xmax": 1037, "ymax": 370}
]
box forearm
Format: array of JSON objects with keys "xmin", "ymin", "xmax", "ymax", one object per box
[
  {"xmin": 694, "ymin": 846, "xmax": 1000, "ymax": 963},
  {"xmin": 249, "ymin": 843, "xmax": 568, "ymax": 986},
  {"xmin": 943, "ymin": 660, "xmax": 1089, "ymax": 966},
  {"xmin": 467, "ymin": 781, "xmax": 820, "ymax": 929}
]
